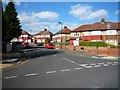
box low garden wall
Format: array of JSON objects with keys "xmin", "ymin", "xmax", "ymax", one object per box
[{"xmin": 55, "ymin": 44, "xmax": 119, "ymax": 56}]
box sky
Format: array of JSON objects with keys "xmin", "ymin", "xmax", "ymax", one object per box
[{"xmin": 2, "ymin": 1, "xmax": 120, "ymax": 35}]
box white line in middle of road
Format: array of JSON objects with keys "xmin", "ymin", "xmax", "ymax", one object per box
[
  {"xmin": 103, "ymin": 64, "xmax": 109, "ymax": 66},
  {"xmin": 75, "ymin": 67, "xmax": 83, "ymax": 70},
  {"xmin": 5, "ymin": 76, "xmax": 18, "ymax": 79},
  {"xmin": 25, "ymin": 73, "xmax": 38, "ymax": 77},
  {"xmin": 61, "ymin": 69, "xmax": 71, "ymax": 72},
  {"xmin": 46, "ymin": 71, "xmax": 56, "ymax": 74}
]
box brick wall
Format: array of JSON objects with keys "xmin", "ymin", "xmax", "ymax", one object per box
[{"xmin": 55, "ymin": 44, "xmax": 119, "ymax": 56}]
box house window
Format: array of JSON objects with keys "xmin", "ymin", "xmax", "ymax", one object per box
[{"xmin": 74, "ymin": 33, "xmax": 79, "ymax": 36}]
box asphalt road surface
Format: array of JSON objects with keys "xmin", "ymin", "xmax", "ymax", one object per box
[{"xmin": 2, "ymin": 48, "xmax": 119, "ymax": 88}]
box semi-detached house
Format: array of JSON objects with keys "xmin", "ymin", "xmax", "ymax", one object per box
[
  {"xmin": 34, "ymin": 29, "xmax": 53, "ymax": 44},
  {"xmin": 70, "ymin": 19, "xmax": 120, "ymax": 46},
  {"xmin": 18, "ymin": 30, "xmax": 33, "ymax": 43},
  {"xmin": 53, "ymin": 26, "xmax": 71, "ymax": 43}
]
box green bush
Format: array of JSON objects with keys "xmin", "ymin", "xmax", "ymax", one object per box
[
  {"xmin": 55, "ymin": 42, "xmax": 70, "ymax": 45},
  {"xmin": 107, "ymin": 44, "xmax": 118, "ymax": 48},
  {"xmin": 79, "ymin": 41, "xmax": 108, "ymax": 47}
]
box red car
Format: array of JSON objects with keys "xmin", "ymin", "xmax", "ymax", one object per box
[{"xmin": 45, "ymin": 43, "xmax": 54, "ymax": 49}]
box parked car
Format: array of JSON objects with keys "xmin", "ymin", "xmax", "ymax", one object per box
[
  {"xmin": 23, "ymin": 42, "xmax": 29, "ymax": 48},
  {"xmin": 12, "ymin": 42, "xmax": 24, "ymax": 49},
  {"xmin": 45, "ymin": 43, "xmax": 54, "ymax": 49},
  {"xmin": 11, "ymin": 42, "xmax": 24, "ymax": 52},
  {"xmin": 37, "ymin": 42, "xmax": 44, "ymax": 46}
]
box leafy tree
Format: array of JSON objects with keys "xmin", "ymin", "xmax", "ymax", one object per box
[
  {"xmin": 45, "ymin": 38, "xmax": 50, "ymax": 44},
  {"xmin": 4, "ymin": 1, "xmax": 22, "ymax": 42}
]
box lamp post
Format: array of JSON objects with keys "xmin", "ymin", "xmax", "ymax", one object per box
[
  {"xmin": 30, "ymin": 29, "xmax": 32, "ymax": 43},
  {"xmin": 58, "ymin": 22, "xmax": 63, "ymax": 49}
]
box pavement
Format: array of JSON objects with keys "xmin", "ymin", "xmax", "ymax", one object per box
[{"xmin": 0, "ymin": 48, "xmax": 119, "ymax": 69}]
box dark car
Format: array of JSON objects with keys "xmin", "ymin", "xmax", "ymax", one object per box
[
  {"xmin": 11, "ymin": 42, "xmax": 24, "ymax": 52},
  {"xmin": 12, "ymin": 42, "xmax": 24, "ymax": 49},
  {"xmin": 23, "ymin": 42, "xmax": 29, "ymax": 48},
  {"xmin": 45, "ymin": 43, "xmax": 54, "ymax": 49}
]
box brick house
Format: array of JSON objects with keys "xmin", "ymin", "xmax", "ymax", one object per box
[
  {"xmin": 53, "ymin": 26, "xmax": 71, "ymax": 43},
  {"xmin": 34, "ymin": 29, "xmax": 53, "ymax": 44},
  {"xmin": 18, "ymin": 30, "xmax": 33, "ymax": 43},
  {"xmin": 70, "ymin": 18, "xmax": 120, "ymax": 46}
]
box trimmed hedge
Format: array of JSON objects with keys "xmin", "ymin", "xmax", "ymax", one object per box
[
  {"xmin": 55, "ymin": 42, "xmax": 70, "ymax": 45},
  {"xmin": 79, "ymin": 41, "xmax": 108, "ymax": 47}
]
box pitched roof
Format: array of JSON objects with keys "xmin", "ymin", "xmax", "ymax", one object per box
[
  {"xmin": 22, "ymin": 30, "xmax": 31, "ymax": 36},
  {"xmin": 55, "ymin": 26, "xmax": 71, "ymax": 35},
  {"xmin": 72, "ymin": 20, "xmax": 120, "ymax": 32},
  {"xmin": 34, "ymin": 29, "xmax": 54, "ymax": 36}
]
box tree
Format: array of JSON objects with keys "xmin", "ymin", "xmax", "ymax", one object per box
[
  {"xmin": 2, "ymin": 6, "xmax": 7, "ymax": 42},
  {"xmin": 45, "ymin": 38, "xmax": 50, "ymax": 44},
  {"xmin": 4, "ymin": 1, "xmax": 22, "ymax": 42}
]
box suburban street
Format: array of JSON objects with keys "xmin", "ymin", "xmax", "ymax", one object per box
[{"xmin": 2, "ymin": 48, "xmax": 119, "ymax": 88}]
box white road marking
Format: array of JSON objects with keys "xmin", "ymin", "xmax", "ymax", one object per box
[
  {"xmin": 75, "ymin": 67, "xmax": 83, "ymax": 70},
  {"xmin": 92, "ymin": 56, "xmax": 99, "ymax": 58},
  {"xmin": 103, "ymin": 64, "xmax": 109, "ymax": 66},
  {"xmin": 113, "ymin": 62, "xmax": 118, "ymax": 64},
  {"xmin": 94, "ymin": 65, "xmax": 101, "ymax": 67},
  {"xmin": 79, "ymin": 64, "xmax": 88, "ymax": 67},
  {"xmin": 25, "ymin": 73, "xmax": 38, "ymax": 77},
  {"xmin": 62, "ymin": 58, "xmax": 68, "ymax": 60},
  {"xmin": 61, "ymin": 69, "xmax": 71, "ymax": 72},
  {"xmin": 111, "ymin": 64, "xmax": 117, "ymax": 65},
  {"xmin": 46, "ymin": 71, "xmax": 56, "ymax": 74},
  {"xmin": 106, "ymin": 62, "xmax": 112, "ymax": 64},
  {"xmin": 89, "ymin": 63, "xmax": 96, "ymax": 65},
  {"xmin": 62, "ymin": 58, "xmax": 80, "ymax": 65},
  {"xmin": 70, "ymin": 61, "xmax": 75, "ymax": 63},
  {"xmin": 84, "ymin": 66, "xmax": 93, "ymax": 68},
  {"xmin": 5, "ymin": 76, "xmax": 18, "ymax": 79},
  {"xmin": 98, "ymin": 63, "xmax": 104, "ymax": 65},
  {"xmin": 53, "ymin": 55, "xmax": 57, "ymax": 56},
  {"xmin": 17, "ymin": 61, "xmax": 22, "ymax": 64}
]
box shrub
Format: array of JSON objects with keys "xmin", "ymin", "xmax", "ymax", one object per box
[
  {"xmin": 79, "ymin": 41, "xmax": 108, "ymax": 47},
  {"xmin": 54, "ymin": 42, "xmax": 70, "ymax": 45}
]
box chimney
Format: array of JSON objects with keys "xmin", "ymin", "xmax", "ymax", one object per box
[
  {"xmin": 44, "ymin": 28, "xmax": 47, "ymax": 31},
  {"xmin": 64, "ymin": 26, "xmax": 67, "ymax": 29},
  {"xmin": 101, "ymin": 18, "xmax": 105, "ymax": 24}
]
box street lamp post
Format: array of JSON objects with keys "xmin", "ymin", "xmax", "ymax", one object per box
[{"xmin": 58, "ymin": 22, "xmax": 63, "ymax": 49}]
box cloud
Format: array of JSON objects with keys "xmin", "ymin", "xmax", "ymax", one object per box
[
  {"xmin": 25, "ymin": 22, "xmax": 79, "ymax": 34},
  {"xmin": 17, "ymin": 11, "xmax": 61, "ymax": 34},
  {"xmin": 18, "ymin": 12, "xmax": 79, "ymax": 34},
  {"xmin": 14, "ymin": 0, "xmax": 21, "ymax": 6},
  {"xmin": 69, "ymin": 4, "xmax": 108, "ymax": 20},
  {"xmin": 115, "ymin": 10, "xmax": 120, "ymax": 15},
  {"xmin": 18, "ymin": 11, "xmax": 59, "ymax": 24},
  {"xmin": 3, "ymin": 0, "xmax": 21, "ymax": 6},
  {"xmin": 17, "ymin": 12, "xmax": 37, "ymax": 24},
  {"xmin": 33, "ymin": 11, "xmax": 59, "ymax": 20}
]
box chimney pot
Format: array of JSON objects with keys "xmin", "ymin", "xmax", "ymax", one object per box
[
  {"xmin": 64, "ymin": 26, "xmax": 67, "ymax": 29},
  {"xmin": 101, "ymin": 18, "xmax": 105, "ymax": 24}
]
